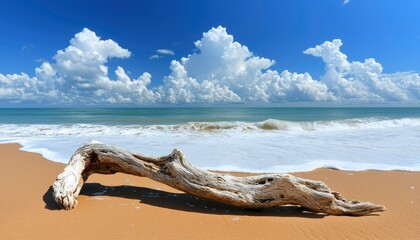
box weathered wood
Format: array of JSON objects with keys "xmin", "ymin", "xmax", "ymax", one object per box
[{"xmin": 53, "ymin": 142, "xmax": 385, "ymax": 216}]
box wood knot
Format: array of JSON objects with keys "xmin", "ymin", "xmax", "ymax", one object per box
[
  {"xmin": 88, "ymin": 151, "xmax": 99, "ymax": 164},
  {"xmin": 258, "ymin": 178, "xmax": 274, "ymax": 185}
]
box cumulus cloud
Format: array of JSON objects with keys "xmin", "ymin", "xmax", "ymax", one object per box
[
  {"xmin": 304, "ymin": 39, "xmax": 420, "ymax": 102},
  {"xmin": 0, "ymin": 26, "xmax": 419, "ymax": 105},
  {"xmin": 343, "ymin": 0, "xmax": 350, "ymax": 4},
  {"xmin": 0, "ymin": 28, "xmax": 155, "ymax": 105},
  {"xmin": 159, "ymin": 26, "xmax": 336, "ymax": 103},
  {"xmin": 0, "ymin": 73, "xmax": 38, "ymax": 102}
]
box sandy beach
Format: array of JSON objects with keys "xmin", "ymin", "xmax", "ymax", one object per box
[{"xmin": 0, "ymin": 143, "xmax": 419, "ymax": 240}]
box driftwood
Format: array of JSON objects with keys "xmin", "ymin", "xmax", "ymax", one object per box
[{"xmin": 53, "ymin": 142, "xmax": 385, "ymax": 216}]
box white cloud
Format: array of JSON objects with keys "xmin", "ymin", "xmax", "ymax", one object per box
[
  {"xmin": 0, "ymin": 73, "xmax": 38, "ymax": 102},
  {"xmin": 160, "ymin": 28, "xmax": 419, "ymax": 104},
  {"xmin": 150, "ymin": 49, "xmax": 175, "ymax": 60},
  {"xmin": 158, "ymin": 26, "xmax": 335, "ymax": 103},
  {"xmin": 343, "ymin": 0, "xmax": 350, "ymax": 5},
  {"xmin": 304, "ymin": 39, "xmax": 420, "ymax": 102},
  {"xmin": 0, "ymin": 26, "xmax": 419, "ymax": 105},
  {"xmin": 157, "ymin": 49, "xmax": 175, "ymax": 55},
  {"xmin": 104, "ymin": 67, "xmax": 156, "ymax": 104},
  {"xmin": 50, "ymin": 28, "xmax": 156, "ymax": 104},
  {"xmin": 53, "ymin": 28, "xmax": 130, "ymax": 91},
  {"xmin": 1, "ymin": 28, "xmax": 156, "ymax": 105},
  {"xmin": 159, "ymin": 59, "xmax": 241, "ymax": 103},
  {"xmin": 149, "ymin": 54, "xmax": 162, "ymax": 60}
]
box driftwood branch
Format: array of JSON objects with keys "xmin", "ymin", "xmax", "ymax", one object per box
[{"xmin": 53, "ymin": 142, "xmax": 385, "ymax": 216}]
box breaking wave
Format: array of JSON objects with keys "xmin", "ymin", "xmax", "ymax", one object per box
[
  {"xmin": 0, "ymin": 117, "xmax": 419, "ymax": 137},
  {"xmin": 1, "ymin": 117, "xmax": 419, "ymax": 172},
  {"xmin": 258, "ymin": 117, "xmax": 420, "ymax": 131}
]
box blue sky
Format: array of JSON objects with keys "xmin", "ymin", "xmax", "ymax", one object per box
[{"xmin": 0, "ymin": 0, "xmax": 419, "ymax": 106}]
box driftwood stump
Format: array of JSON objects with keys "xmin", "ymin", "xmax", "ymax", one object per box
[{"xmin": 53, "ymin": 142, "xmax": 385, "ymax": 216}]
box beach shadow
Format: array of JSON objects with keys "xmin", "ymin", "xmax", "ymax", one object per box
[
  {"xmin": 43, "ymin": 186, "xmax": 62, "ymax": 210},
  {"xmin": 69, "ymin": 183, "xmax": 326, "ymax": 218}
]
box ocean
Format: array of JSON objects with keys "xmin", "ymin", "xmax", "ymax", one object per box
[{"xmin": 0, "ymin": 107, "xmax": 419, "ymax": 172}]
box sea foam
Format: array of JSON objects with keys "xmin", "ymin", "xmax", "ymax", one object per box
[
  {"xmin": 1, "ymin": 117, "xmax": 420, "ymax": 136},
  {"xmin": 1, "ymin": 118, "xmax": 419, "ymax": 172}
]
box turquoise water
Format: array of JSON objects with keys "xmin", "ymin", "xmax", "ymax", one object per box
[{"xmin": 1, "ymin": 107, "xmax": 419, "ymax": 125}]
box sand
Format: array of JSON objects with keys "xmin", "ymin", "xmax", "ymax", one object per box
[{"xmin": 0, "ymin": 143, "xmax": 419, "ymax": 240}]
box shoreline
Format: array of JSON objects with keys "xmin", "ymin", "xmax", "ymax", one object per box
[
  {"xmin": 5, "ymin": 139, "xmax": 419, "ymax": 173},
  {"xmin": 1, "ymin": 143, "xmax": 419, "ymax": 239}
]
